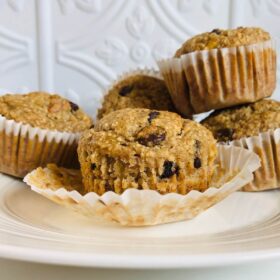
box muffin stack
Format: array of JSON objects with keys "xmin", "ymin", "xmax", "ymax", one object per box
[{"xmin": 158, "ymin": 26, "xmax": 278, "ymax": 191}]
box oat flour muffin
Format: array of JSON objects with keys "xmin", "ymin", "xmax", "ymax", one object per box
[
  {"xmin": 0, "ymin": 92, "xmax": 93, "ymax": 178},
  {"xmin": 97, "ymin": 73, "xmax": 175, "ymax": 120},
  {"xmin": 158, "ymin": 27, "xmax": 276, "ymax": 116},
  {"xmin": 78, "ymin": 108, "xmax": 217, "ymax": 195},
  {"xmin": 0, "ymin": 92, "xmax": 92, "ymax": 132},
  {"xmin": 202, "ymin": 99, "xmax": 280, "ymax": 141},
  {"xmin": 174, "ymin": 27, "xmax": 270, "ymax": 57},
  {"xmin": 202, "ymin": 99, "xmax": 280, "ymax": 191}
]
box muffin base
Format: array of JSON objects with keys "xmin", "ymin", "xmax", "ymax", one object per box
[
  {"xmin": 24, "ymin": 145, "xmax": 260, "ymax": 226},
  {"xmin": 0, "ymin": 115, "xmax": 79, "ymax": 178}
]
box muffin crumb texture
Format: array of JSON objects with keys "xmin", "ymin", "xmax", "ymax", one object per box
[
  {"xmin": 0, "ymin": 92, "xmax": 93, "ymax": 132},
  {"xmin": 202, "ymin": 99, "xmax": 280, "ymax": 142},
  {"xmin": 78, "ymin": 108, "xmax": 217, "ymax": 195},
  {"xmin": 97, "ymin": 74, "xmax": 175, "ymax": 119},
  {"xmin": 175, "ymin": 27, "xmax": 271, "ymax": 57}
]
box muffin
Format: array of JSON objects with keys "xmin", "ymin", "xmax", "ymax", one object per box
[
  {"xmin": 202, "ymin": 99, "xmax": 280, "ymax": 191},
  {"xmin": 0, "ymin": 91, "xmax": 93, "ymax": 178},
  {"xmin": 158, "ymin": 27, "xmax": 276, "ymax": 116},
  {"xmin": 78, "ymin": 108, "xmax": 217, "ymax": 195},
  {"xmin": 97, "ymin": 70, "xmax": 176, "ymax": 120},
  {"xmin": 25, "ymin": 108, "xmax": 260, "ymax": 226}
]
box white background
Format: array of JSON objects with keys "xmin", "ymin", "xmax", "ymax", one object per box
[{"xmin": 0, "ymin": 0, "xmax": 279, "ymax": 119}]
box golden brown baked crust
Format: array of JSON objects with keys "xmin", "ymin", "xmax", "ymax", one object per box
[
  {"xmin": 202, "ymin": 99, "xmax": 280, "ymax": 141},
  {"xmin": 97, "ymin": 74, "xmax": 175, "ymax": 120},
  {"xmin": 175, "ymin": 27, "xmax": 271, "ymax": 57},
  {"xmin": 0, "ymin": 92, "xmax": 93, "ymax": 132},
  {"xmin": 78, "ymin": 108, "xmax": 217, "ymax": 195}
]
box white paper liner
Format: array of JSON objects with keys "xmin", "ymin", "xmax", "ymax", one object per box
[
  {"xmin": 24, "ymin": 145, "xmax": 260, "ymax": 226},
  {"xmin": 0, "ymin": 114, "xmax": 80, "ymax": 178},
  {"xmin": 157, "ymin": 40, "xmax": 276, "ymax": 116},
  {"xmin": 228, "ymin": 128, "xmax": 280, "ymax": 191}
]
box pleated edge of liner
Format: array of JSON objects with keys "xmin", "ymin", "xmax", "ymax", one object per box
[{"xmin": 23, "ymin": 145, "xmax": 261, "ymax": 205}]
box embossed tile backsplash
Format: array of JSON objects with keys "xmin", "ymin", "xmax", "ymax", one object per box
[{"xmin": 0, "ymin": 0, "xmax": 279, "ymax": 118}]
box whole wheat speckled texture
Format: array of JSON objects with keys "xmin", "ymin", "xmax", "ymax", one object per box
[
  {"xmin": 78, "ymin": 108, "xmax": 217, "ymax": 195},
  {"xmin": 97, "ymin": 74, "xmax": 176, "ymax": 120},
  {"xmin": 202, "ymin": 99, "xmax": 280, "ymax": 141},
  {"xmin": 175, "ymin": 27, "xmax": 270, "ymax": 57},
  {"xmin": 0, "ymin": 92, "xmax": 93, "ymax": 132}
]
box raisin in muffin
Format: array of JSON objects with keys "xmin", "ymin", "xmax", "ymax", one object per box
[
  {"xmin": 202, "ymin": 99, "xmax": 280, "ymax": 192},
  {"xmin": 0, "ymin": 91, "xmax": 93, "ymax": 178},
  {"xmin": 97, "ymin": 74, "xmax": 175, "ymax": 120},
  {"xmin": 158, "ymin": 27, "xmax": 276, "ymax": 116},
  {"xmin": 78, "ymin": 108, "xmax": 217, "ymax": 195},
  {"xmin": 202, "ymin": 99, "xmax": 280, "ymax": 142}
]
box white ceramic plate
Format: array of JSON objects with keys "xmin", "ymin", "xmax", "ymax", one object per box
[{"xmin": 1, "ymin": 173, "xmax": 280, "ymax": 269}]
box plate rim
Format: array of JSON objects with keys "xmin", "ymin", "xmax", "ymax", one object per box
[{"xmin": 1, "ymin": 244, "xmax": 280, "ymax": 268}]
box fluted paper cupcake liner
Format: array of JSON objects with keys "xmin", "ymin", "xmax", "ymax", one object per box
[
  {"xmin": 229, "ymin": 128, "xmax": 280, "ymax": 191},
  {"xmin": 158, "ymin": 40, "xmax": 276, "ymax": 116},
  {"xmin": 24, "ymin": 145, "xmax": 260, "ymax": 226},
  {"xmin": 0, "ymin": 115, "xmax": 80, "ymax": 178}
]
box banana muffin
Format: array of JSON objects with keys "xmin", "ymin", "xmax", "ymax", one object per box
[
  {"xmin": 174, "ymin": 27, "xmax": 270, "ymax": 57},
  {"xmin": 97, "ymin": 74, "xmax": 175, "ymax": 120},
  {"xmin": 158, "ymin": 27, "xmax": 276, "ymax": 116},
  {"xmin": 202, "ymin": 99, "xmax": 280, "ymax": 191},
  {"xmin": 78, "ymin": 108, "xmax": 217, "ymax": 195},
  {"xmin": 202, "ymin": 99, "xmax": 280, "ymax": 142},
  {"xmin": 0, "ymin": 92, "xmax": 92, "ymax": 132},
  {"xmin": 0, "ymin": 91, "xmax": 93, "ymax": 177}
]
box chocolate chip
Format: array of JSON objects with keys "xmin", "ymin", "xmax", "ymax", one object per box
[
  {"xmin": 119, "ymin": 85, "xmax": 133, "ymax": 96},
  {"xmin": 211, "ymin": 28, "xmax": 221, "ymax": 34},
  {"xmin": 69, "ymin": 101, "xmax": 79, "ymax": 111},
  {"xmin": 216, "ymin": 128, "xmax": 234, "ymax": 141},
  {"xmin": 160, "ymin": 160, "xmax": 179, "ymax": 179},
  {"xmin": 137, "ymin": 133, "xmax": 166, "ymax": 147},
  {"xmin": 90, "ymin": 124, "xmax": 94, "ymax": 129},
  {"xmin": 105, "ymin": 181, "xmax": 113, "ymax": 192},
  {"xmin": 91, "ymin": 163, "xmax": 96, "ymax": 170},
  {"xmin": 148, "ymin": 111, "xmax": 160, "ymax": 123},
  {"xmin": 194, "ymin": 157, "xmax": 202, "ymax": 169}
]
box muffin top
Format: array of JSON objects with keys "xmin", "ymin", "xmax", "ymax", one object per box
[
  {"xmin": 202, "ymin": 99, "xmax": 280, "ymax": 142},
  {"xmin": 0, "ymin": 92, "xmax": 93, "ymax": 133},
  {"xmin": 97, "ymin": 74, "xmax": 175, "ymax": 120},
  {"xmin": 92, "ymin": 108, "xmax": 216, "ymax": 159},
  {"xmin": 175, "ymin": 27, "xmax": 270, "ymax": 57}
]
